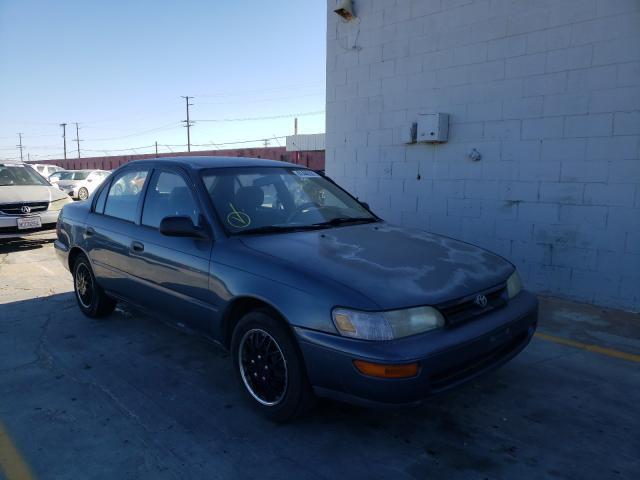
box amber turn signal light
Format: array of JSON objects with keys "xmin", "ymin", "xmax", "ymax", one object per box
[{"xmin": 353, "ymin": 360, "xmax": 419, "ymax": 379}]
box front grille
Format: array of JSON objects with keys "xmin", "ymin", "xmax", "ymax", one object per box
[
  {"xmin": 0, "ymin": 202, "xmax": 49, "ymax": 215},
  {"xmin": 438, "ymin": 283, "xmax": 507, "ymax": 326}
]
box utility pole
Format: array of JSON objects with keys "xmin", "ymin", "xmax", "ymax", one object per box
[
  {"xmin": 294, "ymin": 117, "xmax": 299, "ymax": 165},
  {"xmin": 17, "ymin": 133, "xmax": 24, "ymax": 161},
  {"xmin": 60, "ymin": 123, "xmax": 67, "ymax": 160},
  {"xmin": 181, "ymin": 96, "xmax": 194, "ymax": 152},
  {"xmin": 74, "ymin": 122, "xmax": 81, "ymax": 158},
  {"xmin": 155, "ymin": 141, "xmax": 158, "ymax": 157},
  {"xmin": 263, "ymin": 139, "xmax": 270, "ymax": 148}
]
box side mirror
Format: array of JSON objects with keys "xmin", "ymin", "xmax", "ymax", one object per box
[
  {"xmin": 360, "ymin": 201, "xmax": 370, "ymax": 210},
  {"xmin": 87, "ymin": 178, "xmax": 93, "ymax": 182},
  {"xmin": 159, "ymin": 216, "xmax": 207, "ymax": 238}
]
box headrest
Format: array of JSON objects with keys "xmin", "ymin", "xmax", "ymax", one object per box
[{"xmin": 235, "ymin": 186, "xmax": 264, "ymax": 211}]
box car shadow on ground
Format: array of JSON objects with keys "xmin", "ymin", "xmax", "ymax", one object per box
[
  {"xmin": 1, "ymin": 292, "xmax": 638, "ymax": 479},
  {"xmin": 0, "ymin": 235, "xmax": 56, "ymax": 254}
]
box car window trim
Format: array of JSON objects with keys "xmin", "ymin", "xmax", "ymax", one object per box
[
  {"xmin": 91, "ymin": 178, "xmax": 110, "ymax": 213},
  {"xmin": 139, "ymin": 166, "xmax": 203, "ymax": 230}
]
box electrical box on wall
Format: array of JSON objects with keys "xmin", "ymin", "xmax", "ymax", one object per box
[{"xmin": 417, "ymin": 113, "xmax": 449, "ymax": 143}]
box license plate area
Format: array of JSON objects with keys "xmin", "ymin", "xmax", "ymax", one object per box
[{"xmin": 17, "ymin": 216, "xmax": 42, "ymax": 230}]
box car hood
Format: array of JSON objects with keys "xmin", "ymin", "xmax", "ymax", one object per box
[
  {"xmin": 0, "ymin": 185, "xmax": 67, "ymax": 203},
  {"xmin": 239, "ymin": 222, "xmax": 514, "ymax": 309}
]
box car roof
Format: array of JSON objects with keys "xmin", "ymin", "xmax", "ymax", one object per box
[
  {"xmin": 0, "ymin": 160, "xmax": 26, "ymax": 165},
  {"xmin": 123, "ymin": 156, "xmax": 298, "ymax": 170}
]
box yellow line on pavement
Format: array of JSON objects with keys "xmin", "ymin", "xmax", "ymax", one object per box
[
  {"xmin": 535, "ymin": 332, "xmax": 640, "ymax": 363},
  {"xmin": 0, "ymin": 421, "xmax": 35, "ymax": 480}
]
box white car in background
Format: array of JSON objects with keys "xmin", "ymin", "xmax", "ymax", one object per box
[
  {"xmin": 30, "ymin": 163, "xmax": 64, "ymax": 178},
  {"xmin": 56, "ymin": 169, "xmax": 110, "ymax": 200},
  {"xmin": 48, "ymin": 170, "xmax": 72, "ymax": 187},
  {"xmin": 0, "ymin": 160, "xmax": 71, "ymax": 239}
]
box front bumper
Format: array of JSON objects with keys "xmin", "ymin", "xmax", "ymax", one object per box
[
  {"xmin": 0, "ymin": 210, "xmax": 61, "ymax": 239},
  {"xmin": 60, "ymin": 188, "xmax": 77, "ymax": 199},
  {"xmin": 295, "ymin": 291, "xmax": 538, "ymax": 407}
]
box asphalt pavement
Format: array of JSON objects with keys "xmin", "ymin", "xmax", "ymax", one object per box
[{"xmin": 1, "ymin": 234, "xmax": 638, "ymax": 480}]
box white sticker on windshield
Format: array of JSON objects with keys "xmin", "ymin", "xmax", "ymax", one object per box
[{"xmin": 292, "ymin": 169, "xmax": 320, "ymax": 178}]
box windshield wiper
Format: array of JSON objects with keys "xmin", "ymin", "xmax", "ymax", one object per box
[
  {"xmin": 234, "ymin": 224, "xmax": 323, "ymax": 235},
  {"xmin": 311, "ymin": 217, "xmax": 378, "ymax": 227}
]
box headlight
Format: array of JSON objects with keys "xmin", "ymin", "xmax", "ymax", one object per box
[
  {"xmin": 49, "ymin": 197, "xmax": 71, "ymax": 211},
  {"xmin": 506, "ymin": 270, "xmax": 523, "ymax": 299},
  {"xmin": 332, "ymin": 306, "xmax": 445, "ymax": 341}
]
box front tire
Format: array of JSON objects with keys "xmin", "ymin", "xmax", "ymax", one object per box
[
  {"xmin": 78, "ymin": 187, "xmax": 89, "ymax": 201},
  {"xmin": 231, "ymin": 309, "xmax": 315, "ymax": 422},
  {"xmin": 73, "ymin": 253, "xmax": 116, "ymax": 318}
]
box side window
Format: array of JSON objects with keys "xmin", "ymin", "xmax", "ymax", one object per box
[
  {"xmin": 94, "ymin": 182, "xmax": 110, "ymax": 214},
  {"xmin": 141, "ymin": 170, "xmax": 199, "ymax": 228},
  {"xmin": 103, "ymin": 169, "xmax": 148, "ymax": 222}
]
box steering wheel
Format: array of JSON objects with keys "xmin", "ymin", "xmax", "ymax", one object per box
[{"xmin": 286, "ymin": 202, "xmax": 323, "ymax": 223}]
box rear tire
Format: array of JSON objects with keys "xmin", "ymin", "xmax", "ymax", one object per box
[
  {"xmin": 78, "ymin": 187, "xmax": 89, "ymax": 201},
  {"xmin": 231, "ymin": 309, "xmax": 315, "ymax": 422},
  {"xmin": 73, "ymin": 253, "xmax": 116, "ymax": 318}
]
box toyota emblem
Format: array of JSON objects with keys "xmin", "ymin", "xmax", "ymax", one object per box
[
  {"xmin": 21, "ymin": 205, "xmax": 31, "ymax": 214},
  {"xmin": 474, "ymin": 294, "xmax": 488, "ymax": 308}
]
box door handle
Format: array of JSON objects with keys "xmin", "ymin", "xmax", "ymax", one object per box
[
  {"xmin": 85, "ymin": 227, "xmax": 95, "ymax": 237},
  {"xmin": 131, "ymin": 241, "xmax": 144, "ymax": 253}
]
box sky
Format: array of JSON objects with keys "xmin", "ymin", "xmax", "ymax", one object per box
[{"xmin": 0, "ymin": 0, "xmax": 327, "ymax": 161}]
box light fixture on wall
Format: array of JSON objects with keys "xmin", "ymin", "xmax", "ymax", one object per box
[{"xmin": 334, "ymin": 0, "xmax": 356, "ymax": 21}]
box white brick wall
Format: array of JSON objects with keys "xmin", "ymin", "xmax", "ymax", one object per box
[{"xmin": 326, "ymin": 0, "xmax": 640, "ymax": 311}]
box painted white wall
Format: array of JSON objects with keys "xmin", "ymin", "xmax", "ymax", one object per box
[{"xmin": 325, "ymin": 0, "xmax": 640, "ymax": 311}]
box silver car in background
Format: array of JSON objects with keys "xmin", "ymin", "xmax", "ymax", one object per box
[
  {"xmin": 56, "ymin": 169, "xmax": 110, "ymax": 201},
  {"xmin": 0, "ymin": 161, "xmax": 71, "ymax": 239},
  {"xmin": 30, "ymin": 163, "xmax": 64, "ymax": 178}
]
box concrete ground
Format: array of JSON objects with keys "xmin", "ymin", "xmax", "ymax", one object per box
[{"xmin": 1, "ymin": 235, "xmax": 639, "ymax": 480}]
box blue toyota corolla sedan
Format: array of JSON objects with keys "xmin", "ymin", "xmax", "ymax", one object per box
[{"xmin": 54, "ymin": 156, "xmax": 538, "ymax": 421}]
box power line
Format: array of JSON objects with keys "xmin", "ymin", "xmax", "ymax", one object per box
[
  {"xmin": 194, "ymin": 110, "xmax": 325, "ymax": 123},
  {"xmin": 83, "ymin": 123, "xmax": 179, "ymax": 142}
]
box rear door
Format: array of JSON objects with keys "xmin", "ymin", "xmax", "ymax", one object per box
[
  {"xmin": 86, "ymin": 167, "xmax": 150, "ymax": 299},
  {"xmin": 127, "ymin": 167, "xmax": 215, "ymax": 331}
]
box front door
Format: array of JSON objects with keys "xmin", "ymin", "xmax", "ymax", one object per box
[{"xmin": 127, "ymin": 167, "xmax": 215, "ymax": 332}]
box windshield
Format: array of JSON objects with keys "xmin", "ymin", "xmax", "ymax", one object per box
[
  {"xmin": 59, "ymin": 171, "xmax": 90, "ymax": 180},
  {"xmin": 202, "ymin": 167, "xmax": 376, "ymax": 234},
  {"xmin": 0, "ymin": 164, "xmax": 50, "ymax": 186}
]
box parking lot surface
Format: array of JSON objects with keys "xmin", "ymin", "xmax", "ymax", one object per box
[{"xmin": 1, "ymin": 235, "xmax": 639, "ymax": 480}]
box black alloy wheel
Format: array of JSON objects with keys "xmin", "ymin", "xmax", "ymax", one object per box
[
  {"xmin": 73, "ymin": 253, "xmax": 116, "ymax": 318},
  {"xmin": 238, "ymin": 328, "xmax": 288, "ymax": 406},
  {"xmin": 231, "ymin": 309, "xmax": 315, "ymax": 422}
]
